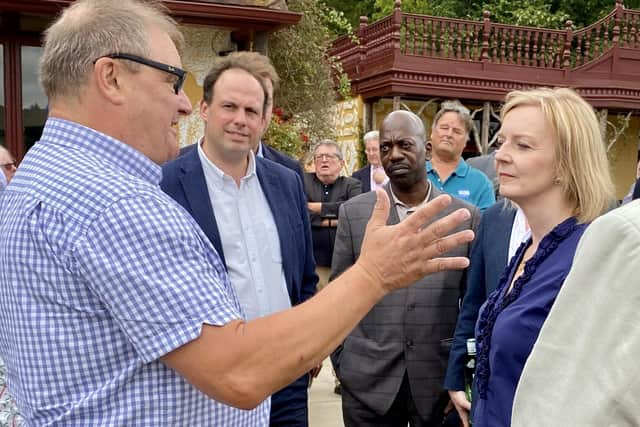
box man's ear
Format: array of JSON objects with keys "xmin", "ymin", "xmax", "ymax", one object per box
[
  {"xmin": 93, "ymin": 57, "xmax": 126, "ymax": 105},
  {"xmin": 199, "ymin": 99, "xmax": 209, "ymax": 122},
  {"xmin": 425, "ymin": 141, "xmax": 433, "ymax": 161}
]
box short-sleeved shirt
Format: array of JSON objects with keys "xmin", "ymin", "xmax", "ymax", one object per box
[
  {"xmin": 426, "ymin": 159, "xmax": 495, "ymax": 210},
  {"xmin": 0, "ymin": 118, "xmax": 270, "ymax": 425}
]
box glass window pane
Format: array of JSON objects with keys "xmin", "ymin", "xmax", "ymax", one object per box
[{"xmin": 22, "ymin": 46, "xmax": 46, "ymax": 153}]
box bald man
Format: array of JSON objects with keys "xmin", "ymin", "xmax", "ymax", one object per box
[{"xmin": 331, "ymin": 110, "xmax": 480, "ymax": 426}]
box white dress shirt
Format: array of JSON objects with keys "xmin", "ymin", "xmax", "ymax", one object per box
[
  {"xmin": 508, "ymin": 206, "xmax": 530, "ymax": 264},
  {"xmin": 198, "ymin": 144, "xmax": 291, "ymax": 320}
]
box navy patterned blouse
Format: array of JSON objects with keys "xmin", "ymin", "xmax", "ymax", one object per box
[{"xmin": 472, "ymin": 217, "xmax": 587, "ymax": 427}]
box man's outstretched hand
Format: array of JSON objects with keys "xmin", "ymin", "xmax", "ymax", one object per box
[{"xmin": 355, "ymin": 189, "xmax": 474, "ymax": 296}]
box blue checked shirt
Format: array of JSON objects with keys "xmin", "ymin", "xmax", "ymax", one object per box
[{"xmin": 0, "ymin": 118, "xmax": 270, "ymax": 425}]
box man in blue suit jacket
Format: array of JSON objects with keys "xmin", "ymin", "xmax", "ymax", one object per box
[
  {"xmin": 161, "ymin": 53, "xmax": 318, "ymax": 427},
  {"xmin": 444, "ymin": 199, "xmax": 521, "ymax": 426},
  {"xmin": 177, "ymin": 53, "xmax": 304, "ymax": 186}
]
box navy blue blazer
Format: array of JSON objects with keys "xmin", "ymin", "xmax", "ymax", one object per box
[
  {"xmin": 179, "ymin": 142, "xmax": 303, "ymax": 182},
  {"xmin": 261, "ymin": 143, "xmax": 304, "ymax": 183},
  {"xmin": 444, "ymin": 199, "xmax": 517, "ymax": 390},
  {"xmin": 160, "ymin": 147, "xmax": 318, "ymax": 307},
  {"xmin": 351, "ymin": 165, "xmax": 371, "ymax": 193}
]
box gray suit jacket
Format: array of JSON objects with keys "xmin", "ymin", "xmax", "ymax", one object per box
[{"xmin": 330, "ymin": 184, "xmax": 480, "ymax": 418}]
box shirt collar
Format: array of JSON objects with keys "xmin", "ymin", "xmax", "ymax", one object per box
[
  {"xmin": 426, "ymin": 158, "xmax": 469, "ymax": 177},
  {"xmin": 42, "ymin": 117, "xmax": 162, "ymax": 184},
  {"xmin": 388, "ymin": 182, "xmax": 432, "ymax": 211},
  {"xmin": 197, "ymin": 141, "xmax": 257, "ymax": 190}
]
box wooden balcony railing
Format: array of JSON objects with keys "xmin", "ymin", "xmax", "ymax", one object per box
[
  {"xmin": 353, "ymin": 0, "xmax": 640, "ymax": 69},
  {"xmin": 330, "ymin": 0, "xmax": 640, "ymax": 109}
]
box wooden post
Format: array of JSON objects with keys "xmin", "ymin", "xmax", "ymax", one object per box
[
  {"xmin": 481, "ymin": 10, "xmax": 491, "ymax": 61},
  {"xmin": 358, "ymin": 16, "xmax": 368, "ymax": 65},
  {"xmin": 392, "ymin": 0, "xmax": 402, "ymax": 53},
  {"xmin": 563, "ymin": 20, "xmax": 573, "ymax": 68},
  {"xmin": 481, "ymin": 102, "xmax": 491, "ymax": 154},
  {"xmin": 613, "ymin": 0, "xmax": 623, "ymax": 44},
  {"xmin": 393, "ymin": 96, "xmax": 401, "ymax": 111},
  {"xmin": 598, "ymin": 108, "xmax": 609, "ymax": 144}
]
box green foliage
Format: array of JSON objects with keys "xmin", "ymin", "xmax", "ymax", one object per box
[
  {"xmin": 372, "ymin": 0, "xmax": 473, "ymax": 22},
  {"xmin": 324, "ymin": 0, "xmax": 376, "ymax": 31},
  {"xmin": 262, "ymin": 108, "xmax": 309, "ymax": 158},
  {"xmin": 482, "ymin": 0, "xmax": 569, "ymax": 28},
  {"xmin": 339, "ymin": 0, "xmax": 639, "ymax": 29},
  {"xmin": 268, "ymin": 0, "xmax": 353, "ymax": 156}
]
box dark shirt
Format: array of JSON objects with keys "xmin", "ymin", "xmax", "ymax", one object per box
[{"xmin": 303, "ymin": 173, "xmax": 361, "ymax": 266}]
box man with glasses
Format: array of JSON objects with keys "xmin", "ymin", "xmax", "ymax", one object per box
[
  {"xmin": 0, "ymin": 0, "xmax": 475, "ymax": 425},
  {"xmin": 0, "ymin": 147, "xmax": 16, "ymax": 191},
  {"xmin": 303, "ymin": 140, "xmax": 361, "ymax": 291}
]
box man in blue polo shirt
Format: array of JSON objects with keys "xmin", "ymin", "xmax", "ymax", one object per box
[{"xmin": 427, "ymin": 101, "xmax": 495, "ymax": 211}]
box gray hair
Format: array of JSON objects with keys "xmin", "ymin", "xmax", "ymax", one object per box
[
  {"xmin": 363, "ymin": 130, "xmax": 379, "ymax": 143},
  {"xmin": 40, "ymin": 0, "xmax": 183, "ymax": 101},
  {"xmin": 313, "ymin": 139, "xmax": 343, "ymax": 160},
  {"xmin": 432, "ymin": 100, "xmax": 473, "ymax": 135}
]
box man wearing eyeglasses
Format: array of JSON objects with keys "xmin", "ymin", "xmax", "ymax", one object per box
[
  {"xmin": 303, "ymin": 140, "xmax": 362, "ymax": 292},
  {"xmin": 0, "ymin": 0, "xmax": 475, "ymax": 425},
  {"xmin": 0, "ymin": 147, "xmax": 16, "ymax": 191}
]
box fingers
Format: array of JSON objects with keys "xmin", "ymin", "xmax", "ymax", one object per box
[
  {"xmin": 368, "ymin": 189, "xmax": 390, "ymax": 230},
  {"xmin": 420, "ymin": 228, "xmax": 475, "ymax": 273},
  {"xmin": 414, "ymin": 208, "xmax": 475, "ymax": 274},
  {"xmin": 449, "ymin": 390, "xmax": 471, "ymax": 411},
  {"xmin": 448, "ymin": 390, "xmax": 471, "ymax": 427},
  {"xmin": 400, "ymin": 194, "xmax": 454, "ymax": 232},
  {"xmin": 356, "ymin": 192, "xmax": 474, "ymax": 294}
]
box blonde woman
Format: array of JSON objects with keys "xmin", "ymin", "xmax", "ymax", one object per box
[{"xmin": 471, "ymin": 87, "xmax": 614, "ymax": 427}]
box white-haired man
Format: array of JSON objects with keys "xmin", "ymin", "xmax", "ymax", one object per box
[{"xmin": 352, "ymin": 130, "xmax": 388, "ymax": 192}]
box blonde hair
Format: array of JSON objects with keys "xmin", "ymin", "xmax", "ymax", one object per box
[
  {"xmin": 40, "ymin": 0, "xmax": 182, "ymax": 101},
  {"xmin": 501, "ymin": 87, "xmax": 615, "ymax": 223}
]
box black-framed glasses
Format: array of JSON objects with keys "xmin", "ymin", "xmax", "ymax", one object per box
[
  {"xmin": 314, "ymin": 153, "xmax": 340, "ymax": 162},
  {"xmin": 1, "ymin": 162, "xmax": 16, "ymax": 171},
  {"xmin": 98, "ymin": 53, "xmax": 186, "ymax": 94}
]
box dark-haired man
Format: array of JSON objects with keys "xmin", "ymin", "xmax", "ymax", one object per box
[{"xmin": 161, "ymin": 53, "xmax": 317, "ymax": 426}]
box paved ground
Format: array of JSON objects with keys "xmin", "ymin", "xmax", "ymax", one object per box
[{"xmin": 308, "ymin": 358, "xmax": 344, "ymax": 427}]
